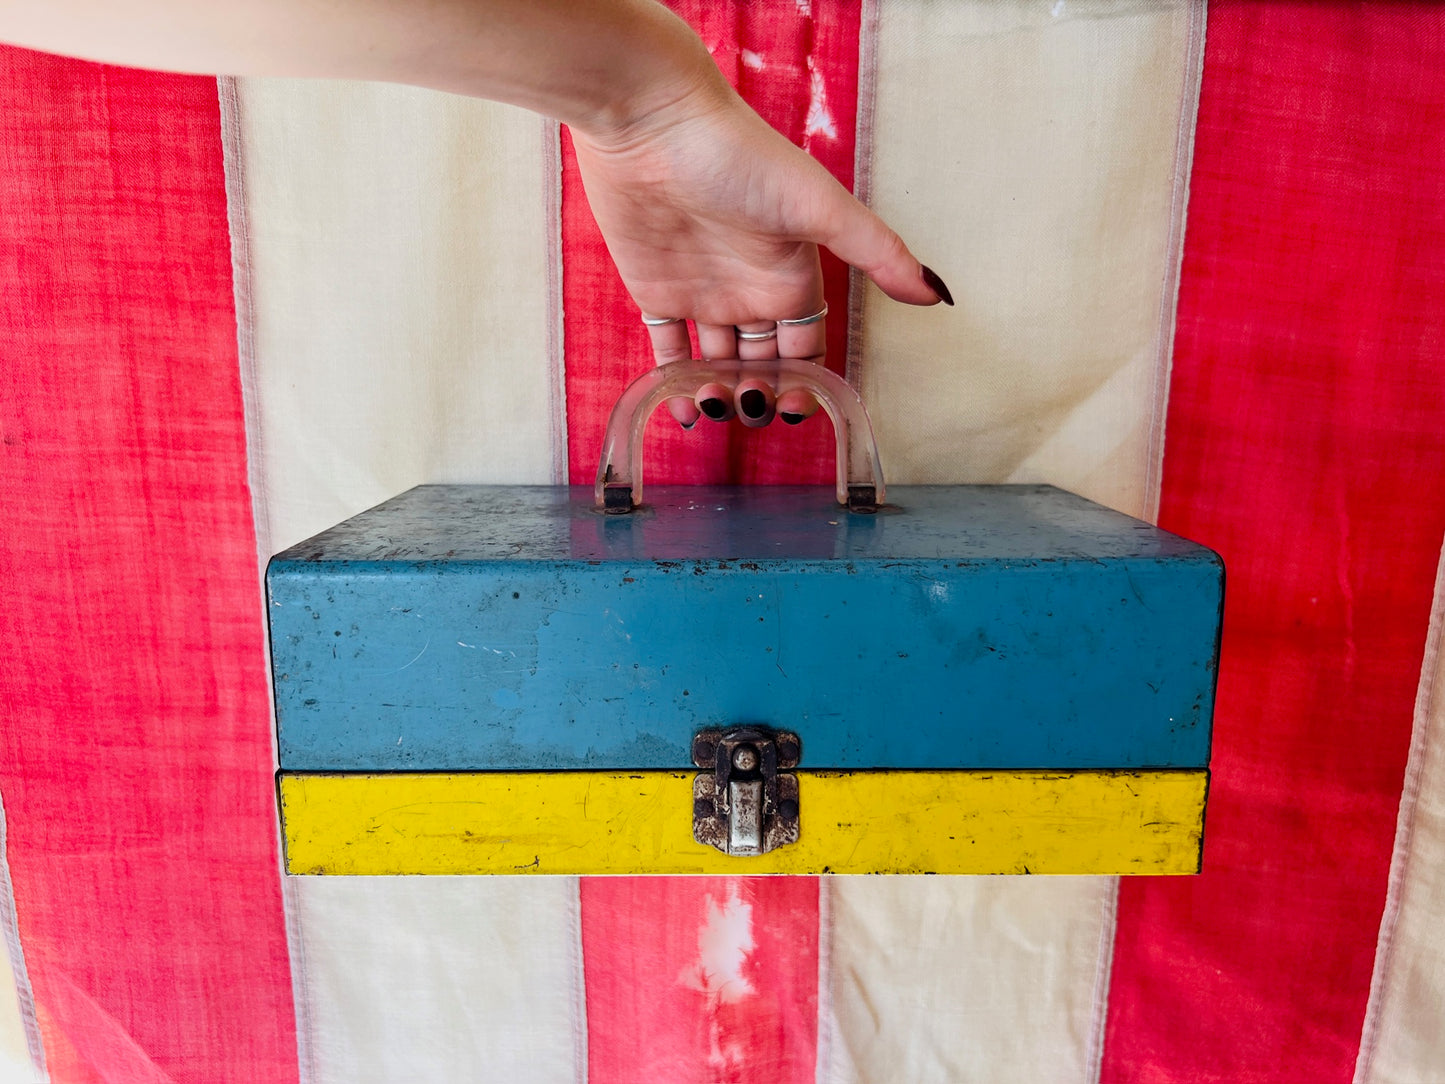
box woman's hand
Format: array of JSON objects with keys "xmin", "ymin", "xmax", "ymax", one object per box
[
  {"xmin": 0, "ymin": 0, "xmax": 950, "ymax": 428},
  {"xmin": 572, "ymin": 72, "xmax": 951, "ymax": 425}
]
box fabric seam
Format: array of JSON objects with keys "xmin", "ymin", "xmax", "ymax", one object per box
[
  {"xmin": 544, "ymin": 118, "xmax": 569, "ymax": 485},
  {"xmin": 1353, "ymin": 533, "xmax": 1445, "ymax": 1083},
  {"xmin": 1142, "ymin": 0, "xmax": 1208, "ymax": 526},
  {"xmin": 0, "ymin": 790, "xmax": 48, "ymax": 1081},
  {"xmin": 1092, "ymin": 5, "xmax": 1209, "ymax": 1076},
  {"xmin": 844, "ymin": 0, "xmax": 881, "ymax": 391},
  {"xmin": 813, "ymin": 877, "xmax": 835, "ymax": 1084},
  {"xmin": 568, "ymin": 878, "xmax": 589, "ymax": 1084},
  {"xmin": 216, "ymin": 75, "xmax": 314, "ymax": 1084},
  {"xmin": 1085, "ymin": 879, "xmax": 1121, "ymax": 1083}
]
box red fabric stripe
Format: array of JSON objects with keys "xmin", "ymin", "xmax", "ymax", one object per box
[
  {"xmin": 0, "ymin": 52, "xmax": 298, "ymax": 1080},
  {"xmin": 571, "ymin": 5, "xmax": 859, "ymax": 1080},
  {"xmin": 1103, "ymin": 7, "xmax": 1445, "ymax": 1080},
  {"xmin": 562, "ymin": 0, "xmax": 860, "ymax": 487},
  {"xmin": 582, "ymin": 878, "xmax": 820, "ymax": 1084}
]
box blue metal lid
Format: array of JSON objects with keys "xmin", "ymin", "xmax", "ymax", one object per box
[{"xmin": 268, "ymin": 485, "xmax": 1222, "ymax": 772}]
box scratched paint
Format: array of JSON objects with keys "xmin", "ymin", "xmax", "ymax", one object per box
[
  {"xmin": 268, "ymin": 485, "xmax": 1223, "ymax": 773},
  {"xmin": 279, "ymin": 770, "xmax": 1208, "ymax": 876}
]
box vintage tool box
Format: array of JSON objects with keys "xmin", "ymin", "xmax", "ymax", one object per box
[{"xmin": 270, "ymin": 360, "xmax": 1222, "ymax": 875}]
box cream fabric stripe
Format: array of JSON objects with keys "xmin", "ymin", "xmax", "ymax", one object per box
[
  {"xmin": 224, "ymin": 79, "xmax": 582, "ymax": 1083},
  {"xmin": 288, "ymin": 879, "xmax": 585, "ymax": 1084},
  {"xmin": 858, "ymin": 0, "xmax": 1200, "ymax": 515},
  {"xmin": 1355, "ymin": 536, "xmax": 1445, "ymax": 1084},
  {"xmin": 234, "ymin": 79, "xmax": 559, "ymax": 552},
  {"xmin": 821, "ymin": 880, "xmax": 1122, "ymax": 1083},
  {"xmin": 824, "ymin": 3, "xmax": 1202, "ymax": 1081}
]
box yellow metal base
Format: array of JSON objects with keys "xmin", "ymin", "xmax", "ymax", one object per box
[{"xmin": 279, "ymin": 769, "xmax": 1207, "ymax": 876}]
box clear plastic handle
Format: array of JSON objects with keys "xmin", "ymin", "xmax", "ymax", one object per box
[{"xmin": 595, "ymin": 359, "xmax": 886, "ymax": 514}]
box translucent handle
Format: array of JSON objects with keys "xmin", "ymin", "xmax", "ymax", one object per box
[{"xmin": 595, "ymin": 359, "xmax": 886, "ymax": 514}]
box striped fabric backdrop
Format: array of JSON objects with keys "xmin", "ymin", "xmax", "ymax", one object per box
[{"xmin": 1, "ymin": 2, "xmax": 1443, "ymax": 1081}]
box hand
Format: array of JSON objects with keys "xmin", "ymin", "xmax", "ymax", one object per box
[
  {"xmin": 0, "ymin": 0, "xmax": 950, "ymax": 430},
  {"xmin": 571, "ymin": 76, "xmax": 951, "ymax": 426}
]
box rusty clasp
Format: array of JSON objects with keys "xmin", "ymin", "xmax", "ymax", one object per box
[{"xmin": 691, "ymin": 726, "xmax": 801, "ymax": 857}]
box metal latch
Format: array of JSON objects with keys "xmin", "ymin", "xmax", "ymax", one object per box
[{"xmin": 691, "ymin": 727, "xmax": 801, "ymax": 856}]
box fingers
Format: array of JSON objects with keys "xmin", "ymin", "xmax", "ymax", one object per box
[
  {"xmin": 666, "ymin": 395, "xmax": 701, "ymax": 427},
  {"xmin": 813, "ymin": 181, "xmax": 953, "ymax": 308},
  {"xmin": 775, "ymin": 300, "xmax": 824, "ymax": 419},
  {"xmin": 658, "ymin": 306, "xmax": 825, "ymax": 428},
  {"xmin": 644, "ymin": 315, "xmax": 701, "ymax": 426},
  {"xmin": 734, "ymin": 321, "xmax": 779, "ymax": 361},
  {"xmin": 775, "ymin": 307, "xmax": 825, "ymax": 364},
  {"xmin": 734, "ymin": 379, "xmax": 776, "ymax": 428},
  {"xmin": 695, "ymin": 382, "xmax": 735, "ymax": 422},
  {"xmin": 695, "ymin": 322, "xmax": 737, "ymax": 362},
  {"xmin": 776, "ymin": 387, "xmax": 820, "ymax": 426}
]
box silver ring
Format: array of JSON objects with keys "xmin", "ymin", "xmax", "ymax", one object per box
[
  {"xmin": 777, "ymin": 303, "xmax": 828, "ymax": 327},
  {"xmin": 641, "ymin": 314, "xmax": 684, "ymax": 327},
  {"xmin": 737, "ymin": 328, "xmax": 778, "ymax": 342}
]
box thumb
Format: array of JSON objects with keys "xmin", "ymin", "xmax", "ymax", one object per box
[{"xmin": 815, "ymin": 184, "xmax": 953, "ymax": 307}]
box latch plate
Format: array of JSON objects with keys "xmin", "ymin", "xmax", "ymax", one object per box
[{"xmin": 691, "ymin": 727, "xmax": 801, "ymax": 856}]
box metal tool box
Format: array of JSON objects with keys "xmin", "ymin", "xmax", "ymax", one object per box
[{"xmin": 270, "ymin": 360, "xmax": 1222, "ymax": 875}]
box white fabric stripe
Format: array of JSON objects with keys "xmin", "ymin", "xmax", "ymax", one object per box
[
  {"xmin": 289, "ymin": 879, "xmax": 584, "ymax": 1084},
  {"xmin": 234, "ymin": 78, "xmax": 559, "ymax": 552},
  {"xmin": 1355, "ymin": 535, "xmax": 1445, "ymax": 1084},
  {"xmin": 826, "ymin": 3, "xmax": 1201, "ymax": 1080},
  {"xmin": 820, "ymin": 879, "xmax": 1115, "ymax": 1083},
  {"xmin": 0, "ymin": 790, "xmax": 46, "ymax": 1082},
  {"xmin": 859, "ymin": 0, "xmax": 1199, "ymax": 515},
  {"xmin": 224, "ymin": 78, "xmax": 582, "ymax": 1082}
]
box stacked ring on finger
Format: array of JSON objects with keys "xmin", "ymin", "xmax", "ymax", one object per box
[
  {"xmin": 777, "ymin": 303, "xmax": 828, "ymax": 327},
  {"xmin": 736, "ymin": 327, "xmax": 777, "ymax": 342},
  {"xmin": 641, "ymin": 314, "xmax": 684, "ymax": 327}
]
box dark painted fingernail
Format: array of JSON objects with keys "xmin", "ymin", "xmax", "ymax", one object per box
[
  {"xmin": 921, "ymin": 265, "xmax": 954, "ymax": 306},
  {"xmin": 699, "ymin": 397, "xmax": 729, "ymax": 421},
  {"xmin": 739, "ymin": 389, "xmax": 768, "ymax": 419},
  {"xmin": 780, "ymin": 412, "xmax": 805, "ymax": 426},
  {"xmin": 680, "ymin": 419, "xmax": 696, "ymax": 431}
]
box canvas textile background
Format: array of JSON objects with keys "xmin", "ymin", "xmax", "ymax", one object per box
[{"xmin": 1, "ymin": 2, "xmax": 1444, "ymax": 1082}]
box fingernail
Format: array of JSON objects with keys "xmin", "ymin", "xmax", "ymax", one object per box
[
  {"xmin": 775, "ymin": 388, "xmax": 819, "ymax": 422},
  {"xmin": 921, "ymin": 265, "xmax": 954, "ymax": 306},
  {"xmin": 666, "ymin": 395, "xmax": 700, "ymax": 430},
  {"xmin": 695, "ymin": 382, "xmax": 736, "ymax": 422},
  {"xmin": 734, "ymin": 379, "xmax": 776, "ymax": 428}
]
